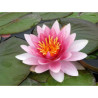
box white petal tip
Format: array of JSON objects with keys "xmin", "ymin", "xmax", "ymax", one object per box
[
  {"xmin": 70, "ymin": 72, "xmax": 79, "ymax": 76},
  {"xmin": 80, "ymin": 39, "xmax": 89, "ymax": 45},
  {"xmin": 20, "ymin": 45, "xmax": 23, "ymax": 48},
  {"xmin": 42, "ymin": 24, "xmax": 46, "ymax": 30},
  {"xmin": 74, "ymin": 73, "xmax": 79, "ymax": 76},
  {"xmin": 67, "ymin": 23, "xmax": 71, "ymax": 27},
  {"xmin": 15, "ymin": 55, "xmax": 18, "ymax": 59},
  {"xmin": 50, "ymin": 71, "xmax": 64, "ymax": 83},
  {"xmin": 20, "ymin": 45, "xmax": 27, "ymax": 49},
  {"xmin": 15, "ymin": 55, "xmax": 21, "ymax": 60},
  {"xmin": 73, "ymin": 33, "xmax": 76, "ymax": 36},
  {"xmin": 84, "ymin": 53, "xmax": 88, "ymax": 58},
  {"xmin": 57, "ymin": 80, "xmax": 64, "ymax": 83},
  {"xmin": 54, "ymin": 20, "xmax": 59, "ymax": 25},
  {"xmin": 55, "ymin": 20, "xmax": 59, "ymax": 22},
  {"xmin": 84, "ymin": 40, "xmax": 89, "ymax": 45},
  {"xmin": 37, "ymin": 26, "xmax": 41, "ymax": 29},
  {"xmin": 24, "ymin": 34, "xmax": 29, "ymax": 37}
]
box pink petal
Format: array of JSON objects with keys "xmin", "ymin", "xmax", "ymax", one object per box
[
  {"xmin": 37, "ymin": 26, "xmax": 44, "ymax": 37},
  {"xmin": 39, "ymin": 33, "xmax": 46, "ymax": 41},
  {"xmin": 68, "ymin": 40, "xmax": 88, "ymax": 52},
  {"xmin": 52, "ymin": 20, "xmax": 60, "ymax": 34},
  {"xmin": 54, "ymin": 58, "xmax": 60, "ymax": 62},
  {"xmin": 60, "ymin": 23, "xmax": 71, "ymax": 39},
  {"xmin": 30, "ymin": 34, "xmax": 39, "ymax": 43},
  {"xmin": 20, "ymin": 45, "xmax": 32, "ymax": 54},
  {"xmin": 66, "ymin": 52, "xmax": 87, "ymax": 61},
  {"xmin": 24, "ymin": 34, "xmax": 34, "ymax": 46},
  {"xmin": 21, "ymin": 45, "xmax": 41, "ymax": 57},
  {"xmin": 60, "ymin": 52, "xmax": 72, "ymax": 60},
  {"xmin": 23, "ymin": 57, "xmax": 38, "ymax": 65},
  {"xmin": 50, "ymin": 28, "xmax": 57, "ymax": 38},
  {"xmin": 58, "ymin": 33, "xmax": 76, "ymax": 56},
  {"xmin": 35, "ymin": 65, "xmax": 49, "ymax": 73},
  {"xmin": 44, "ymin": 26, "xmax": 51, "ymax": 37},
  {"xmin": 46, "ymin": 52, "xmax": 51, "ymax": 59},
  {"xmin": 61, "ymin": 61, "xmax": 78, "ymax": 76},
  {"xmin": 50, "ymin": 71, "xmax": 64, "ymax": 82},
  {"xmin": 49, "ymin": 61, "xmax": 61, "ymax": 73},
  {"xmin": 38, "ymin": 58, "xmax": 50, "ymax": 65},
  {"xmin": 15, "ymin": 53, "xmax": 33, "ymax": 60},
  {"xmin": 63, "ymin": 33, "xmax": 76, "ymax": 51},
  {"xmin": 71, "ymin": 62, "xmax": 85, "ymax": 70}
]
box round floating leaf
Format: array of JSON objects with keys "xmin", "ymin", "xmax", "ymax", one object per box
[
  {"xmin": 37, "ymin": 12, "xmax": 73, "ymax": 20},
  {"xmin": 20, "ymin": 72, "xmax": 49, "ymax": 86},
  {"xmin": 0, "ymin": 37, "xmax": 30, "ymax": 85},
  {"xmin": 29, "ymin": 72, "xmax": 50, "ymax": 83},
  {"xmin": 86, "ymin": 55, "xmax": 97, "ymax": 59},
  {"xmin": 20, "ymin": 70, "xmax": 95, "ymax": 86},
  {"xmin": 68, "ymin": 12, "xmax": 98, "ymax": 23},
  {"xmin": 20, "ymin": 78, "xmax": 40, "ymax": 86},
  {"xmin": 0, "ymin": 12, "xmax": 41, "ymax": 35},
  {"xmin": 41, "ymin": 71, "xmax": 95, "ymax": 86},
  {"xmin": 0, "ymin": 12, "xmax": 29, "ymax": 26}
]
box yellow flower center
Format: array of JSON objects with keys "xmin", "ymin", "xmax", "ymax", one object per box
[{"xmin": 37, "ymin": 35, "xmax": 61, "ymax": 56}]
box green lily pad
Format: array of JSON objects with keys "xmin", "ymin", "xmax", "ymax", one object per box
[
  {"xmin": 0, "ymin": 37, "xmax": 30, "ymax": 85},
  {"xmin": 41, "ymin": 71, "xmax": 95, "ymax": 86},
  {"xmin": 20, "ymin": 70, "xmax": 95, "ymax": 86},
  {"xmin": 20, "ymin": 78, "xmax": 40, "ymax": 86},
  {"xmin": 37, "ymin": 12, "xmax": 73, "ymax": 20},
  {"xmin": 29, "ymin": 72, "xmax": 50, "ymax": 83},
  {"xmin": 20, "ymin": 72, "xmax": 49, "ymax": 86},
  {"xmin": 86, "ymin": 50, "xmax": 98, "ymax": 60},
  {"xmin": 86, "ymin": 55, "xmax": 97, "ymax": 59},
  {"xmin": 68, "ymin": 12, "xmax": 98, "ymax": 23},
  {"xmin": 0, "ymin": 12, "xmax": 41, "ymax": 35}
]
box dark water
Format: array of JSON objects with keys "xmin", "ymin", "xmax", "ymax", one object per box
[{"xmin": 83, "ymin": 59, "xmax": 98, "ymax": 68}]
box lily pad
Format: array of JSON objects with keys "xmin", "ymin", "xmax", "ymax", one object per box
[
  {"xmin": 20, "ymin": 72, "xmax": 49, "ymax": 86},
  {"xmin": 0, "ymin": 37, "xmax": 30, "ymax": 85},
  {"xmin": 29, "ymin": 72, "xmax": 50, "ymax": 83},
  {"xmin": 20, "ymin": 70, "xmax": 95, "ymax": 86},
  {"xmin": 37, "ymin": 12, "xmax": 73, "ymax": 20},
  {"xmin": 0, "ymin": 12, "xmax": 41, "ymax": 35},
  {"xmin": 68, "ymin": 12, "xmax": 98, "ymax": 23},
  {"xmin": 41, "ymin": 71, "xmax": 95, "ymax": 86},
  {"xmin": 20, "ymin": 78, "xmax": 40, "ymax": 86}
]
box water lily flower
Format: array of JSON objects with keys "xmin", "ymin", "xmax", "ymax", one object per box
[{"xmin": 16, "ymin": 20, "xmax": 88, "ymax": 82}]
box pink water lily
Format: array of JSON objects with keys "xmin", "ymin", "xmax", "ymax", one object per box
[{"xmin": 16, "ymin": 20, "xmax": 88, "ymax": 82}]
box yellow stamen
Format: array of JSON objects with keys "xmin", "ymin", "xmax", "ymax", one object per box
[{"xmin": 37, "ymin": 35, "xmax": 61, "ymax": 56}]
